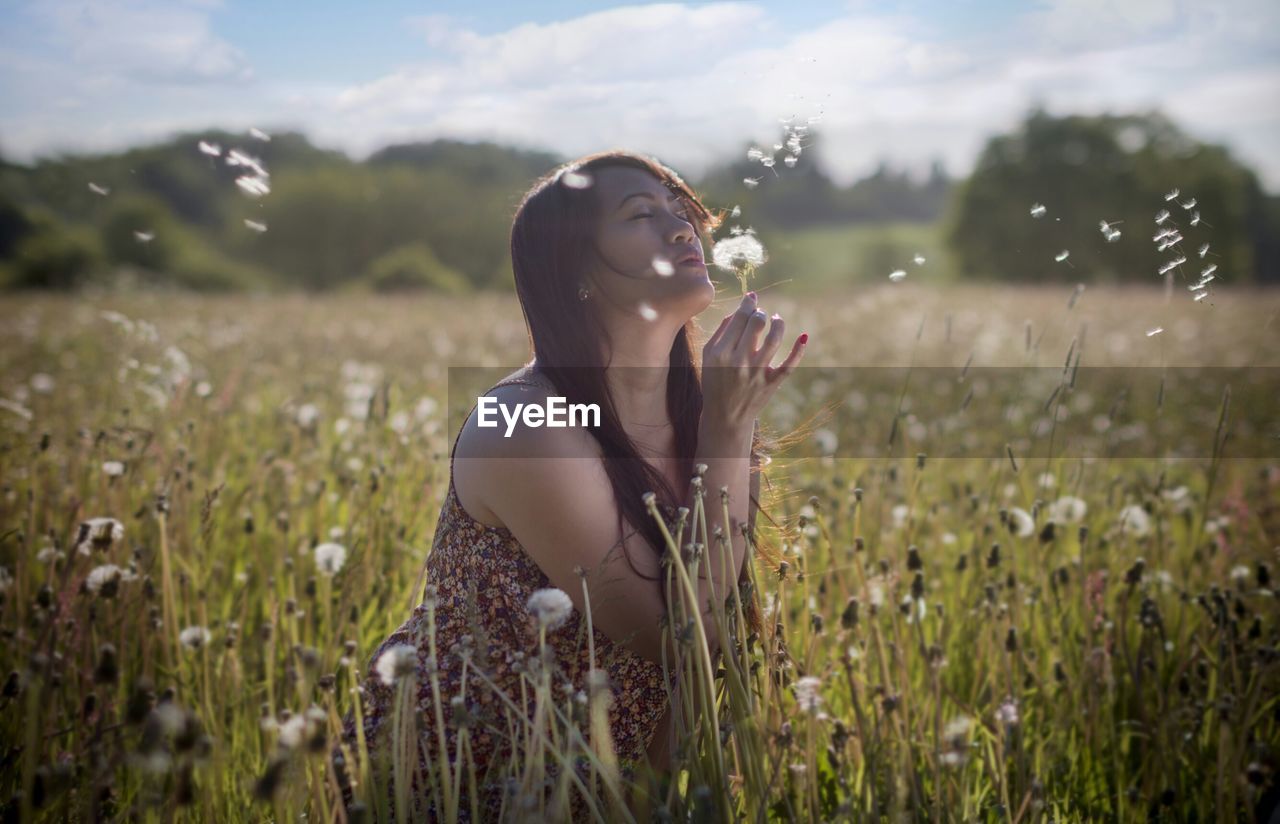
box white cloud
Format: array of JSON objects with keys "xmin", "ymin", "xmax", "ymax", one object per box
[
  {"xmin": 1, "ymin": 0, "xmax": 1276, "ymax": 191},
  {"xmin": 30, "ymin": 0, "xmax": 252, "ymax": 85}
]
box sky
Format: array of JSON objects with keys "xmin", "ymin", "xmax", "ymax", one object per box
[{"xmin": 1, "ymin": 0, "xmax": 1277, "ymax": 190}]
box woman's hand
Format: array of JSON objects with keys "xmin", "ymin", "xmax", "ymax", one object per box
[{"xmin": 701, "ymin": 291, "xmax": 807, "ymax": 429}]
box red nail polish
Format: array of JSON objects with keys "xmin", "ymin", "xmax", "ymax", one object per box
[{"xmin": 798, "ymin": 333, "xmax": 809, "ymax": 344}]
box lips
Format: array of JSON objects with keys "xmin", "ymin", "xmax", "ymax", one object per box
[{"xmin": 677, "ymin": 253, "xmax": 704, "ymax": 265}]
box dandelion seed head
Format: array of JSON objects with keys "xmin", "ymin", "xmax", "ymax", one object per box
[
  {"xmin": 179, "ymin": 625, "xmax": 212, "ymax": 650},
  {"xmin": 1008, "ymin": 507, "xmax": 1035, "ymax": 537},
  {"xmin": 791, "ymin": 675, "xmax": 824, "ymax": 713},
  {"xmin": 1049, "ymin": 496, "xmax": 1087, "ymax": 524},
  {"xmin": 375, "ymin": 644, "xmax": 417, "ymax": 686},
  {"xmin": 711, "ymin": 233, "xmax": 767, "ymax": 272},
  {"xmin": 1116, "ymin": 504, "xmax": 1151, "ymax": 537},
  {"xmin": 314, "ymin": 542, "xmax": 347, "ymax": 576},
  {"xmin": 526, "ymin": 588, "xmax": 574, "ymax": 631}
]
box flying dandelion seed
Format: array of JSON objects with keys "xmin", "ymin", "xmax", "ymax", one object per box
[
  {"xmin": 1201, "ymin": 264, "xmax": 1217, "ymax": 278},
  {"xmin": 1158, "ymin": 257, "xmax": 1186, "ymax": 276},
  {"xmin": 226, "ymin": 149, "xmax": 267, "ymax": 176},
  {"xmin": 651, "ymin": 256, "xmax": 674, "ymax": 276},
  {"xmin": 1155, "ymin": 209, "xmax": 1171, "ymax": 226},
  {"xmin": 235, "ymin": 176, "xmax": 271, "ymax": 198},
  {"xmin": 248, "ymin": 127, "xmax": 271, "ymax": 141},
  {"xmin": 197, "ymin": 140, "xmax": 222, "ymax": 157},
  {"xmin": 729, "ymin": 205, "xmax": 741, "ymax": 218},
  {"xmin": 747, "ymin": 147, "xmax": 765, "ymax": 162},
  {"xmin": 889, "ymin": 270, "xmax": 907, "ymax": 282},
  {"xmin": 1055, "ymin": 250, "xmax": 1070, "ymax": 263},
  {"xmin": 1030, "ymin": 203, "xmax": 1047, "ymax": 218},
  {"xmin": 1179, "ymin": 198, "xmax": 1196, "ymax": 210},
  {"xmin": 561, "ymin": 170, "xmax": 592, "ymax": 189},
  {"xmin": 1197, "ymin": 274, "xmax": 1215, "ymax": 286},
  {"xmin": 313, "ymin": 542, "xmax": 347, "ymax": 576},
  {"xmin": 1198, "ymin": 243, "xmax": 1210, "ymax": 258},
  {"xmin": 244, "ymin": 219, "xmax": 268, "ymax": 232},
  {"xmin": 1189, "ymin": 283, "xmax": 1206, "ymax": 292},
  {"xmin": 1189, "ymin": 212, "xmax": 1201, "ymax": 227},
  {"xmin": 1104, "ymin": 229, "xmax": 1122, "ymax": 242},
  {"xmin": 1146, "ymin": 327, "xmax": 1163, "ymax": 337},
  {"xmin": 88, "ymin": 182, "xmax": 110, "ymax": 196},
  {"xmin": 527, "ymin": 588, "xmax": 574, "ymax": 630},
  {"xmin": 133, "ymin": 230, "xmax": 154, "ymax": 243},
  {"xmin": 375, "ymin": 644, "xmax": 417, "ymax": 686},
  {"xmin": 1164, "ymin": 188, "xmax": 1179, "ymax": 201},
  {"xmin": 913, "ymin": 254, "xmax": 926, "ymax": 265},
  {"xmin": 743, "ymin": 177, "xmax": 761, "ymax": 189},
  {"xmin": 784, "ymin": 155, "xmax": 798, "ymax": 167},
  {"xmin": 637, "ymin": 302, "xmax": 658, "ymax": 321},
  {"xmin": 1194, "ymin": 291, "xmax": 1209, "ymax": 302}
]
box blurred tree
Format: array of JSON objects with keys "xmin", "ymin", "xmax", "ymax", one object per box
[
  {"xmin": 946, "ymin": 107, "xmax": 1273, "ymax": 284},
  {"xmin": 361, "ymin": 242, "xmax": 470, "ymax": 294}
]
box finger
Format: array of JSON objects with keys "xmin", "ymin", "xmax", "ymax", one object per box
[
  {"xmin": 752, "ymin": 313, "xmax": 785, "ymax": 366},
  {"xmin": 731, "ymin": 308, "xmax": 770, "ymax": 359},
  {"xmin": 705, "ymin": 312, "xmax": 733, "ymax": 350},
  {"xmin": 720, "ymin": 293, "xmax": 758, "ymax": 355},
  {"xmin": 765, "ymin": 333, "xmax": 807, "ymax": 384}
]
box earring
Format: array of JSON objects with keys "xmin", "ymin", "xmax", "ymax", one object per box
[{"xmin": 578, "ymin": 286, "xmax": 590, "ymax": 301}]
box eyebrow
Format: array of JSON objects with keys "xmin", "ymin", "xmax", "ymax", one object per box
[{"xmin": 616, "ymin": 191, "xmax": 682, "ymax": 212}]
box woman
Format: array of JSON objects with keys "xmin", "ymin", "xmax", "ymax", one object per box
[{"xmin": 336, "ymin": 150, "xmax": 808, "ymax": 821}]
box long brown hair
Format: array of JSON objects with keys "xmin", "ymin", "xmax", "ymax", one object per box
[{"xmin": 507, "ymin": 149, "xmax": 817, "ymax": 642}]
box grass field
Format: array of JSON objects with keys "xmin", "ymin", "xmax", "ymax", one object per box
[{"xmin": 0, "ymin": 283, "xmax": 1277, "ymax": 821}]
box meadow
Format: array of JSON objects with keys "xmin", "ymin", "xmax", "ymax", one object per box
[{"xmin": 0, "ymin": 282, "xmax": 1276, "ymax": 822}]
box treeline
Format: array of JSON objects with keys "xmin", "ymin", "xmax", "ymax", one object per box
[{"xmin": 0, "ymin": 108, "xmax": 1275, "ymax": 292}]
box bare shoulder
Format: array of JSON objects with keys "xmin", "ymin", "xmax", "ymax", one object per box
[{"xmin": 451, "ymin": 378, "xmax": 601, "ymax": 527}]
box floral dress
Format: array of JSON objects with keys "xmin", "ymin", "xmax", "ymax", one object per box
[{"xmin": 337, "ymin": 376, "xmax": 676, "ymax": 821}]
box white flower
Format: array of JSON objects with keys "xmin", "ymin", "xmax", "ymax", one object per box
[
  {"xmin": 77, "ymin": 517, "xmax": 124, "ymax": 555},
  {"xmin": 1049, "ymin": 496, "xmax": 1087, "ymax": 524},
  {"xmin": 995, "ymin": 699, "xmax": 1019, "ymax": 726},
  {"xmin": 1007, "ymin": 507, "xmax": 1035, "ymax": 538},
  {"xmin": 527, "ymin": 588, "xmax": 574, "ymax": 631},
  {"xmin": 296, "ymin": 403, "xmax": 320, "ymax": 429},
  {"xmin": 314, "ymin": 542, "xmax": 348, "ymax": 576},
  {"xmin": 102, "ymin": 460, "xmax": 125, "ymax": 478},
  {"xmin": 1037, "ymin": 472, "xmax": 1056, "ymax": 490},
  {"xmin": 891, "ymin": 504, "xmax": 910, "ymax": 529},
  {"xmin": 375, "ymin": 644, "xmax": 417, "ymax": 686},
  {"xmin": 941, "ymin": 532, "xmax": 957, "ymax": 545},
  {"xmin": 86, "ymin": 563, "xmax": 135, "ymax": 593},
  {"xmin": 1116, "ymin": 505, "xmax": 1151, "ymax": 537},
  {"xmin": 179, "ymin": 626, "xmax": 212, "ymax": 650},
  {"xmin": 791, "ymin": 675, "xmax": 824, "ymax": 713},
  {"xmin": 277, "ymin": 714, "xmax": 308, "ymax": 749}
]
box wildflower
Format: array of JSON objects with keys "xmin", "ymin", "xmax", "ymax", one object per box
[
  {"xmin": 314, "ymin": 542, "xmax": 347, "ymax": 576},
  {"xmin": 76, "ymin": 517, "xmax": 124, "ymax": 555},
  {"xmin": 103, "ymin": 460, "xmax": 125, "ymax": 478},
  {"xmin": 527, "ymin": 588, "xmax": 574, "ymax": 631},
  {"xmin": 296, "ymin": 404, "xmax": 320, "ymax": 429},
  {"xmin": 86, "ymin": 564, "xmax": 135, "ymax": 594},
  {"xmin": 995, "ymin": 699, "xmax": 1020, "ymax": 726},
  {"xmin": 1049, "ymin": 496, "xmax": 1087, "ymax": 524},
  {"xmin": 1008, "ymin": 507, "xmax": 1035, "ymax": 537},
  {"xmin": 375, "ymin": 644, "xmax": 417, "ymax": 686},
  {"xmin": 791, "ymin": 676, "xmax": 823, "ymax": 713},
  {"xmin": 1116, "ymin": 505, "xmax": 1151, "ymax": 537},
  {"xmin": 179, "ymin": 626, "xmax": 212, "ymax": 650}
]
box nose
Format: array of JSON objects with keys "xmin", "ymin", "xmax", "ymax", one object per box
[{"xmin": 667, "ymin": 212, "xmax": 695, "ymax": 245}]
